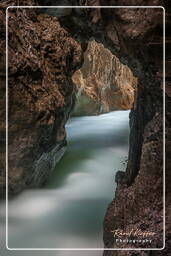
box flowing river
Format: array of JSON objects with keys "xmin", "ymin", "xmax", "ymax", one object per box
[{"xmin": 1, "ymin": 110, "xmax": 130, "ymax": 256}]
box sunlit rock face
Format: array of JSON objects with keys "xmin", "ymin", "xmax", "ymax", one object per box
[{"xmin": 72, "ymin": 40, "xmax": 137, "ymax": 116}]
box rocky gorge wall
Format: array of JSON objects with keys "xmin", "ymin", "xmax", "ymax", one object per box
[
  {"xmin": 72, "ymin": 40, "xmax": 137, "ymax": 116},
  {"xmin": 0, "ymin": 2, "xmax": 83, "ymax": 194},
  {"xmin": 0, "ymin": 0, "xmax": 170, "ymax": 255},
  {"xmin": 0, "ymin": 1, "xmax": 137, "ymax": 194}
]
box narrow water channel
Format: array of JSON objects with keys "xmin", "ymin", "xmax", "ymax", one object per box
[{"xmin": 1, "ymin": 110, "xmax": 130, "ymax": 254}]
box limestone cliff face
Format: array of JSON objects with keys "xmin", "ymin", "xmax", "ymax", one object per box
[{"xmin": 72, "ymin": 40, "xmax": 137, "ymax": 116}]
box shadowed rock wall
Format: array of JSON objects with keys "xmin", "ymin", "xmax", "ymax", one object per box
[{"xmin": 0, "ymin": 3, "xmax": 83, "ymax": 194}]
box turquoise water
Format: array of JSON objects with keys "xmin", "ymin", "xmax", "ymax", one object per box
[{"xmin": 1, "ymin": 110, "xmax": 130, "ymax": 255}]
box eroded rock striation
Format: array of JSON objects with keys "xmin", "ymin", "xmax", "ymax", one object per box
[{"xmin": 72, "ymin": 40, "xmax": 137, "ymax": 116}]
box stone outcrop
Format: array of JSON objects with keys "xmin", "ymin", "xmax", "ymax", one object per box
[
  {"xmin": 72, "ymin": 40, "xmax": 137, "ymax": 116},
  {"xmin": 0, "ymin": 2, "xmax": 83, "ymax": 194},
  {"xmin": 0, "ymin": 0, "xmax": 170, "ymax": 255}
]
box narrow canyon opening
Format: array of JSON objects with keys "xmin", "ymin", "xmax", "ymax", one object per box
[
  {"xmin": 7, "ymin": 40, "xmax": 137, "ymax": 249},
  {"xmin": 0, "ymin": 4, "xmax": 165, "ymax": 253}
]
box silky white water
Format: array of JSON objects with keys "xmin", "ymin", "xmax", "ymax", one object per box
[{"xmin": 1, "ymin": 110, "xmax": 130, "ymax": 256}]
